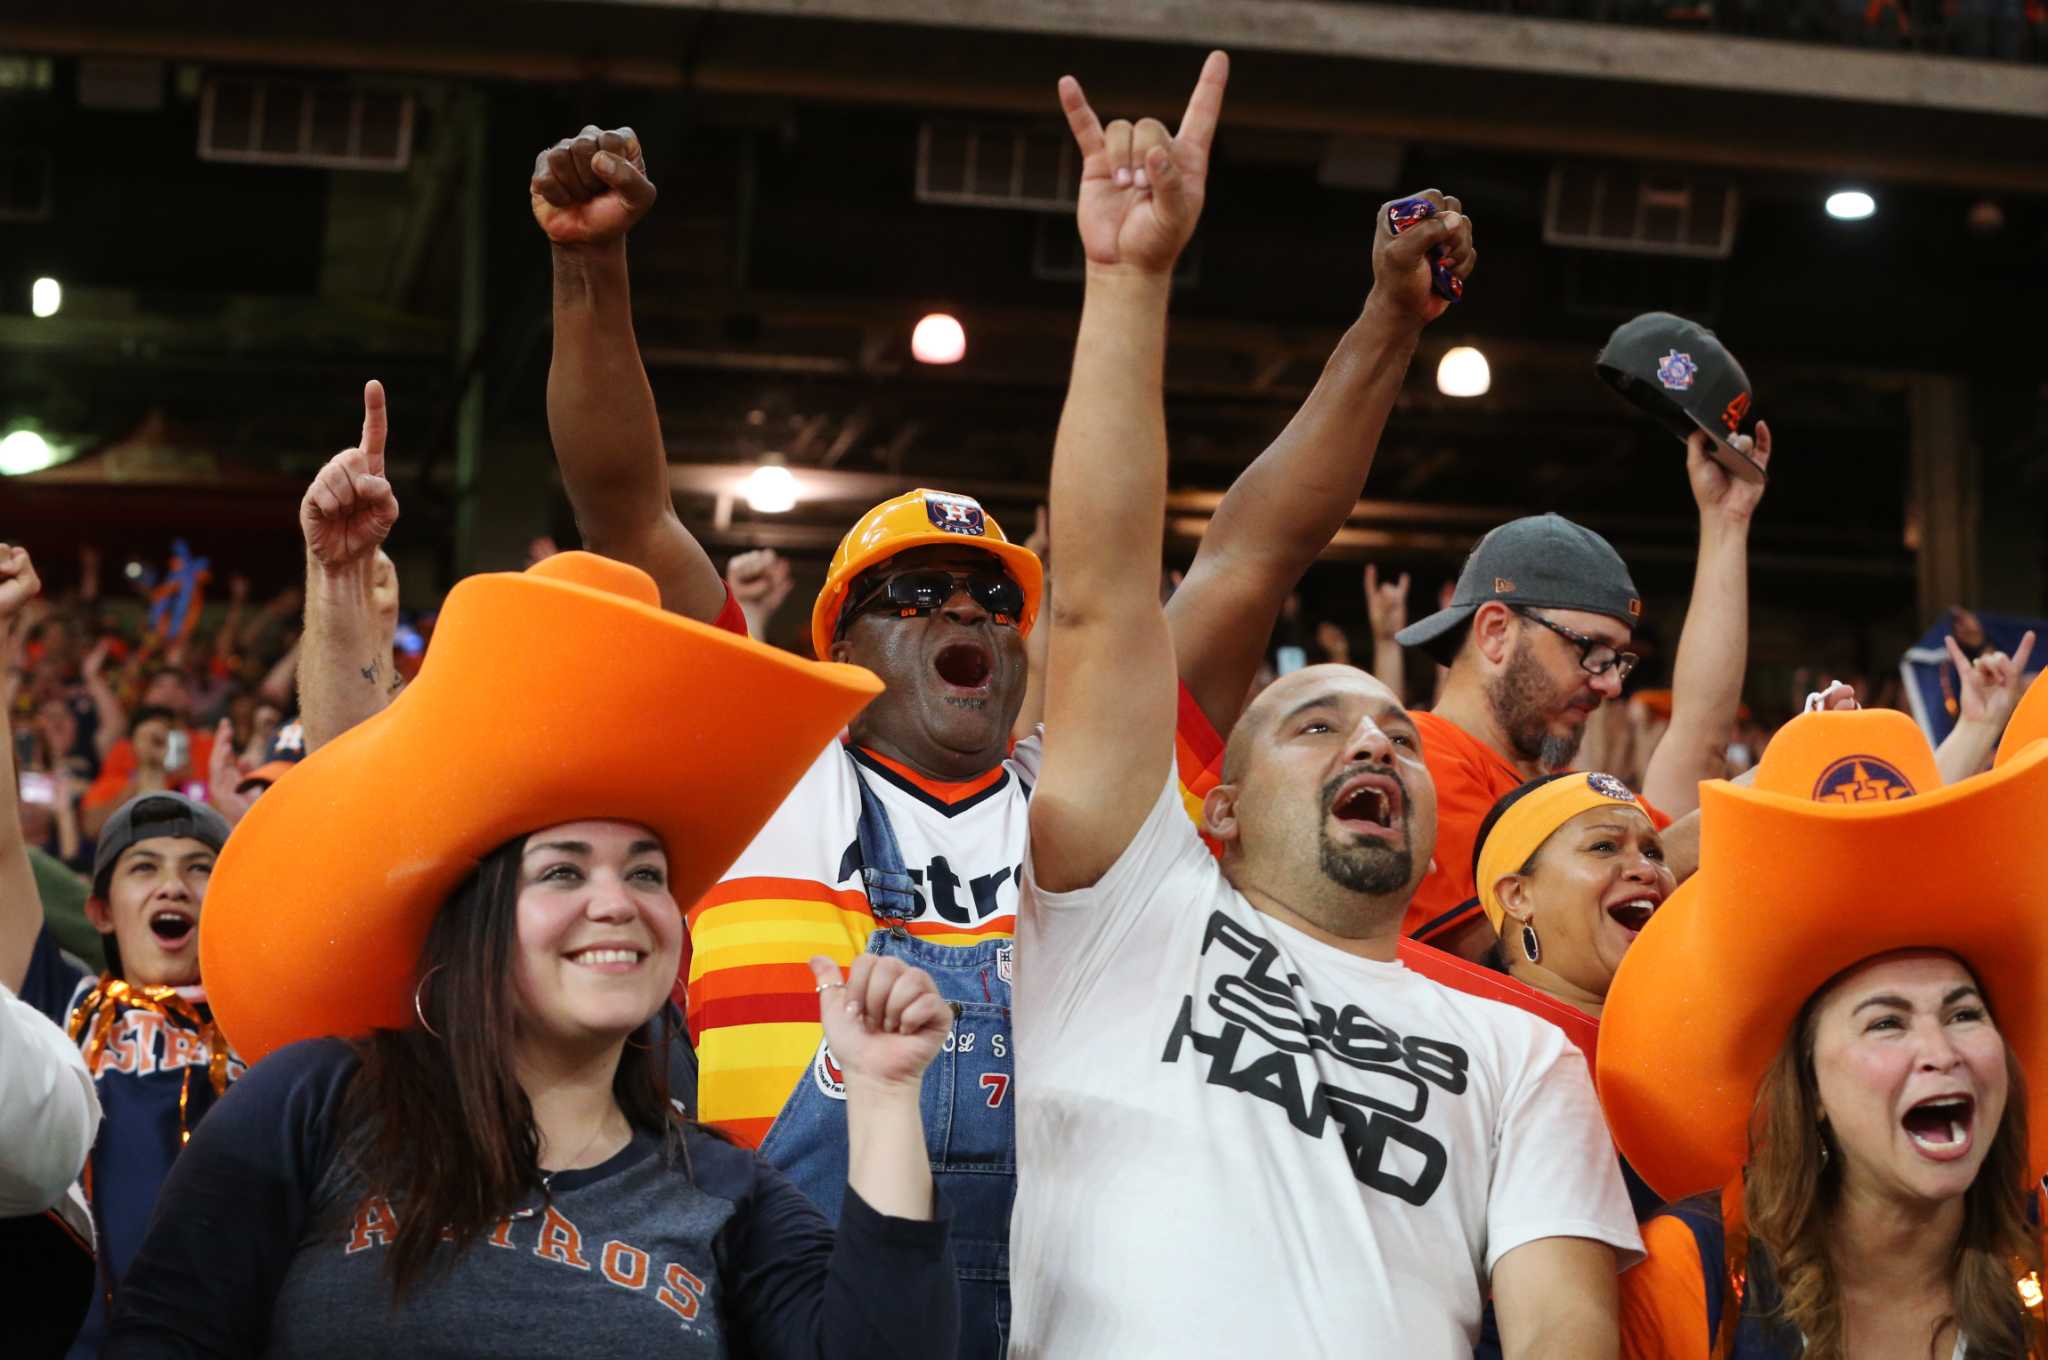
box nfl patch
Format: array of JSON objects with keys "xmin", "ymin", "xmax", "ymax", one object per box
[
  {"xmin": 1656, "ymin": 350, "xmax": 1697, "ymax": 391},
  {"xmin": 811, "ymin": 1038, "xmax": 848, "ymax": 1101},
  {"xmin": 924, "ymin": 493, "xmax": 987, "ymax": 537},
  {"xmin": 1812, "ymin": 756, "xmax": 1916, "ymax": 805},
  {"xmin": 995, "ymin": 941, "xmax": 1013, "ymax": 985},
  {"xmin": 1586, "ymin": 772, "xmax": 1637, "ymax": 804}
]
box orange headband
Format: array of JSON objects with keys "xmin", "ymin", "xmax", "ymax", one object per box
[{"xmin": 1476, "ymin": 773, "xmax": 1645, "ymax": 932}]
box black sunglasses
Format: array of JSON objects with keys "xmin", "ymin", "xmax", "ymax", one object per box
[
  {"xmin": 838, "ymin": 568, "xmax": 1024, "ymax": 638},
  {"xmin": 1512, "ymin": 607, "xmax": 1639, "ymax": 680}
]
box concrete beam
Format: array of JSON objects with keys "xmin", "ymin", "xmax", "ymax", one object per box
[{"xmin": 571, "ymin": 0, "xmax": 2048, "ymax": 120}]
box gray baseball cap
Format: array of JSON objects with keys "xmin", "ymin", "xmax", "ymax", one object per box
[
  {"xmin": 1396, "ymin": 513, "xmax": 1642, "ymax": 666},
  {"xmin": 1595, "ymin": 311, "xmax": 1764, "ymax": 485},
  {"xmin": 91, "ymin": 791, "xmax": 231, "ymax": 902}
]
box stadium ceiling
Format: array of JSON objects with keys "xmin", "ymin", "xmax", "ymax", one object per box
[{"xmin": 0, "ymin": 0, "xmax": 2041, "ymax": 632}]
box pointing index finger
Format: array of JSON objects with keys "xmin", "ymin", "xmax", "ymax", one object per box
[
  {"xmin": 1058, "ymin": 75, "xmax": 1106, "ymax": 161},
  {"xmin": 1174, "ymin": 50, "xmax": 1231, "ymax": 161},
  {"xmin": 360, "ymin": 380, "xmax": 387, "ymax": 476}
]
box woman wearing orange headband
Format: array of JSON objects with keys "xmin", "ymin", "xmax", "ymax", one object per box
[
  {"xmin": 1474, "ymin": 771, "xmax": 1673, "ymax": 1028},
  {"xmin": 1599, "ymin": 708, "xmax": 2048, "ymax": 1359},
  {"xmin": 104, "ymin": 554, "xmax": 964, "ymax": 1358}
]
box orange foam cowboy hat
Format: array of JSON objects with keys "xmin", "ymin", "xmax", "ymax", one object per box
[
  {"xmin": 200, "ymin": 552, "xmax": 882, "ymax": 1062},
  {"xmin": 1598, "ymin": 707, "xmax": 2048, "ymax": 1203},
  {"xmin": 1996, "ymin": 668, "xmax": 2048, "ymax": 768}
]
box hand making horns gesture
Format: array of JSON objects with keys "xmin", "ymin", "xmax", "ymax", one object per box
[{"xmin": 1058, "ymin": 50, "xmax": 1230, "ymax": 277}]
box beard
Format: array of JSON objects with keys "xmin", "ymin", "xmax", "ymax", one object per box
[
  {"xmin": 1314, "ymin": 765, "xmax": 1416, "ymax": 897},
  {"xmin": 1487, "ymin": 636, "xmax": 1591, "ymax": 771},
  {"xmin": 1318, "ymin": 832, "xmax": 1414, "ymax": 897}
]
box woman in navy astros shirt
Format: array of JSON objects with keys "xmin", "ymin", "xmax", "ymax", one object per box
[{"xmin": 104, "ymin": 552, "xmax": 959, "ymax": 1359}]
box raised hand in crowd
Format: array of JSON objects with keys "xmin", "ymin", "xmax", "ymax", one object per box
[
  {"xmin": 1367, "ymin": 188, "xmax": 1475, "ymax": 328},
  {"xmin": 299, "ymin": 380, "xmax": 403, "ymax": 753},
  {"xmin": 206, "ymin": 716, "xmax": 259, "ymax": 827},
  {"xmin": 808, "ymin": 953, "xmax": 953, "ymax": 1219},
  {"xmin": 1638, "ymin": 425, "xmax": 1774, "ymax": 817},
  {"xmin": 1935, "ymin": 626, "xmax": 2038, "ymax": 782},
  {"xmin": 300, "ymin": 379, "xmax": 399, "ymax": 571},
  {"xmin": 530, "ymin": 124, "xmax": 656, "ymax": 247},
  {"xmin": 1364, "ymin": 562, "xmax": 1409, "ymax": 703},
  {"xmin": 535, "ymin": 126, "xmax": 730, "ymax": 623},
  {"xmin": 0, "ymin": 543, "xmax": 45, "ymax": 991},
  {"xmin": 727, "ymin": 548, "xmax": 794, "ymax": 642}
]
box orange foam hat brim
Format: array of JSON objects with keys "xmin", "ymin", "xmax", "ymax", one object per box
[
  {"xmin": 199, "ymin": 552, "xmax": 882, "ymax": 1062},
  {"xmin": 1997, "ymin": 669, "xmax": 2048, "ymax": 768},
  {"xmin": 1597, "ymin": 740, "xmax": 2048, "ymax": 1204}
]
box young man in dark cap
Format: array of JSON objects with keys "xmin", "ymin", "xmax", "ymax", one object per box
[
  {"xmin": 1396, "ymin": 423, "xmax": 1771, "ymax": 959},
  {"xmin": 1, "ymin": 542, "xmax": 242, "ymax": 1358}
]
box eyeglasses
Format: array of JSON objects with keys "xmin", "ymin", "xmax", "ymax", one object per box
[
  {"xmin": 838, "ymin": 568, "xmax": 1024, "ymax": 638},
  {"xmin": 1512, "ymin": 607, "xmax": 1639, "ymax": 680}
]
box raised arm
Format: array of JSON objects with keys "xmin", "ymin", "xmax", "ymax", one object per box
[
  {"xmin": 1166, "ymin": 191, "xmax": 1474, "ymax": 737},
  {"xmin": 1364, "ymin": 564, "xmax": 1410, "ymax": 703},
  {"xmin": 0, "ymin": 545, "xmax": 46, "ymax": 994},
  {"xmin": 1641, "ymin": 427, "xmax": 1771, "ymax": 817},
  {"xmin": 1031, "ymin": 53, "xmax": 1227, "ymax": 893},
  {"xmin": 298, "ymin": 381, "xmax": 401, "ymax": 754},
  {"xmin": 81, "ymin": 638, "xmax": 126, "ymax": 759},
  {"xmin": 533, "ymin": 126, "xmax": 726, "ymax": 621},
  {"xmin": 1934, "ymin": 629, "xmax": 2037, "ymax": 782}
]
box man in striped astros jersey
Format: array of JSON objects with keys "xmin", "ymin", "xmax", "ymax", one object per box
[{"xmin": 528, "ymin": 93, "xmax": 1474, "ymax": 1356}]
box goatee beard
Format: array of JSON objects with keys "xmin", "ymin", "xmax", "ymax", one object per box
[{"xmin": 1318, "ymin": 833, "xmax": 1413, "ymax": 897}]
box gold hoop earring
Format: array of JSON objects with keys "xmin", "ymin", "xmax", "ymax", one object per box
[{"xmin": 413, "ymin": 965, "xmax": 444, "ymax": 1039}]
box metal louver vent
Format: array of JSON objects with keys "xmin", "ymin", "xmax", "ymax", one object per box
[
  {"xmin": 199, "ymin": 77, "xmax": 414, "ymax": 172},
  {"xmin": 1544, "ymin": 166, "xmax": 1738, "ymax": 259},
  {"xmin": 916, "ymin": 122, "xmax": 1076, "ymax": 212}
]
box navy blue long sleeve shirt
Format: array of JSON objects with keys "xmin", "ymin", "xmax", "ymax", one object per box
[{"xmin": 104, "ymin": 1038, "xmax": 958, "ymax": 1359}]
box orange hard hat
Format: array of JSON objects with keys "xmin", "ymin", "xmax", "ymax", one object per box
[{"xmin": 809, "ymin": 489, "xmax": 1043, "ymax": 661}]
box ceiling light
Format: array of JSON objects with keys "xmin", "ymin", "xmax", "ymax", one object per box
[
  {"xmin": 1825, "ymin": 190, "xmax": 1876, "ymax": 221},
  {"xmin": 911, "ymin": 312, "xmax": 966, "ymax": 365},
  {"xmin": 30, "ymin": 277, "xmax": 60, "ymax": 318},
  {"xmin": 742, "ymin": 463, "xmax": 798, "ymax": 514},
  {"xmin": 0, "ymin": 429, "xmax": 56, "ymax": 475},
  {"xmin": 1436, "ymin": 346, "xmax": 1491, "ymax": 399}
]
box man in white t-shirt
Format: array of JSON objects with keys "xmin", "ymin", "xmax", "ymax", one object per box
[{"xmin": 1018, "ymin": 59, "xmax": 1640, "ymax": 1358}]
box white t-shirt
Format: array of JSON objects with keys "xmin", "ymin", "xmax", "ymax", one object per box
[{"xmin": 1012, "ymin": 771, "xmax": 1643, "ymax": 1358}]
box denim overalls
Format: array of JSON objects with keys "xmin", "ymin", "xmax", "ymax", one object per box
[{"xmin": 754, "ymin": 750, "xmax": 1018, "ymax": 1357}]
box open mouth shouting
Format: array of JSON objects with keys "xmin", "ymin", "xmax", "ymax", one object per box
[
  {"xmin": 1900, "ymin": 1092, "xmax": 1977, "ymax": 1162},
  {"xmin": 1328, "ymin": 771, "xmax": 1406, "ymax": 842},
  {"xmin": 564, "ymin": 943, "xmax": 649, "ymax": 975},
  {"xmin": 1603, "ymin": 891, "xmax": 1664, "ymax": 939},
  {"xmin": 147, "ymin": 908, "xmax": 198, "ymax": 952},
  {"xmin": 933, "ymin": 640, "xmax": 994, "ymax": 697}
]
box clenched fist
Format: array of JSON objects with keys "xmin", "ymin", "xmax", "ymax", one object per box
[{"xmin": 530, "ymin": 125, "xmax": 657, "ymax": 247}]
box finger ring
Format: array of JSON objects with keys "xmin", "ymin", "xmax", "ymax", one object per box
[{"xmin": 815, "ymin": 981, "xmax": 842, "ymax": 994}]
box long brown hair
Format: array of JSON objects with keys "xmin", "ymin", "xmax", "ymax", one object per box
[
  {"xmin": 336, "ymin": 836, "xmax": 686, "ymax": 1297},
  {"xmin": 1745, "ymin": 972, "xmax": 2042, "ymax": 1360}
]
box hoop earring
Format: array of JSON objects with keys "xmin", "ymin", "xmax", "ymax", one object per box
[
  {"xmin": 1520, "ymin": 923, "xmax": 1542, "ymax": 964},
  {"xmin": 624, "ymin": 1025, "xmax": 651, "ymax": 1052},
  {"xmin": 413, "ymin": 965, "xmax": 444, "ymax": 1039}
]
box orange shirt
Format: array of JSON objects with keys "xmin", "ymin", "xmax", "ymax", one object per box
[
  {"xmin": 83, "ymin": 730, "xmax": 216, "ymax": 812},
  {"xmin": 1618, "ymin": 1211, "xmax": 1713, "ymax": 1360},
  {"xmin": 1406, "ymin": 710, "xmax": 1669, "ymax": 945}
]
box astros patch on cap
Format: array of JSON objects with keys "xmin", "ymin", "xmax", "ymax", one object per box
[
  {"xmin": 1595, "ymin": 311, "xmax": 1763, "ymax": 485},
  {"xmin": 1395, "ymin": 513, "xmax": 1642, "ymax": 666}
]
